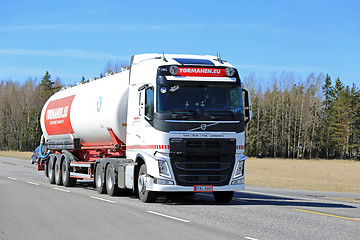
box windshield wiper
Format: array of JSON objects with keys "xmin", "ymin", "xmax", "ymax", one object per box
[
  {"xmin": 170, "ymin": 110, "xmax": 197, "ymax": 119},
  {"xmin": 204, "ymin": 110, "xmax": 235, "ymax": 119}
]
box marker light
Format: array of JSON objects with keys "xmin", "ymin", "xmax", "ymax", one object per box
[
  {"xmin": 169, "ymin": 66, "xmax": 179, "ymax": 75},
  {"xmin": 225, "ymin": 67, "xmax": 235, "ymax": 77}
]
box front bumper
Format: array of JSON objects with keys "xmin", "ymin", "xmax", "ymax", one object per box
[{"xmin": 149, "ymin": 182, "xmax": 245, "ymax": 192}]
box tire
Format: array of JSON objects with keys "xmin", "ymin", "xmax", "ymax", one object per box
[
  {"xmin": 54, "ymin": 157, "xmax": 63, "ymax": 186},
  {"xmin": 48, "ymin": 155, "xmax": 55, "ymax": 184},
  {"xmin": 213, "ymin": 191, "xmax": 234, "ymax": 203},
  {"xmin": 62, "ymin": 158, "xmax": 76, "ymax": 187},
  {"xmin": 137, "ymin": 164, "xmax": 157, "ymax": 203},
  {"xmin": 106, "ymin": 164, "xmax": 121, "ymax": 196},
  {"xmin": 44, "ymin": 161, "xmax": 49, "ymax": 177},
  {"xmin": 95, "ymin": 163, "xmax": 106, "ymax": 194}
]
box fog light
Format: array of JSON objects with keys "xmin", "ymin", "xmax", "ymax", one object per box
[
  {"xmin": 154, "ymin": 178, "xmax": 174, "ymax": 185},
  {"xmin": 231, "ymin": 178, "xmax": 244, "ymax": 185}
]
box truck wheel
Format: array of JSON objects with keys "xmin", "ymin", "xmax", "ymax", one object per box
[
  {"xmin": 54, "ymin": 158, "xmax": 63, "ymax": 186},
  {"xmin": 48, "ymin": 156, "xmax": 55, "ymax": 184},
  {"xmin": 106, "ymin": 164, "xmax": 121, "ymax": 196},
  {"xmin": 62, "ymin": 159, "xmax": 76, "ymax": 187},
  {"xmin": 213, "ymin": 191, "xmax": 234, "ymax": 203},
  {"xmin": 137, "ymin": 164, "xmax": 157, "ymax": 203},
  {"xmin": 44, "ymin": 161, "xmax": 49, "ymax": 177},
  {"xmin": 95, "ymin": 164, "xmax": 106, "ymax": 194}
]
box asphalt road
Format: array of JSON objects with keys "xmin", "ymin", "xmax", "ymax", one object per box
[{"xmin": 1, "ymin": 156, "xmax": 359, "ymax": 240}]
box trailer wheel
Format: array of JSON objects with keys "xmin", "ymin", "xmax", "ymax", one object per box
[
  {"xmin": 106, "ymin": 164, "xmax": 121, "ymax": 196},
  {"xmin": 62, "ymin": 158, "xmax": 76, "ymax": 187},
  {"xmin": 54, "ymin": 157, "xmax": 63, "ymax": 186},
  {"xmin": 137, "ymin": 164, "xmax": 157, "ymax": 203},
  {"xmin": 95, "ymin": 164, "xmax": 106, "ymax": 194},
  {"xmin": 213, "ymin": 191, "xmax": 234, "ymax": 203},
  {"xmin": 44, "ymin": 161, "xmax": 49, "ymax": 177},
  {"xmin": 48, "ymin": 155, "xmax": 55, "ymax": 184}
]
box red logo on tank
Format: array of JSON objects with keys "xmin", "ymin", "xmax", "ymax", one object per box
[{"xmin": 44, "ymin": 95, "xmax": 75, "ymax": 135}]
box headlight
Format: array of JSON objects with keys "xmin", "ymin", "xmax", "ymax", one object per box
[
  {"xmin": 158, "ymin": 160, "xmax": 171, "ymax": 178},
  {"xmin": 233, "ymin": 160, "xmax": 244, "ymax": 179}
]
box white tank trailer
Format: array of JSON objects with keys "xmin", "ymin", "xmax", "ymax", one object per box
[
  {"xmin": 37, "ymin": 53, "xmax": 252, "ymax": 203},
  {"xmin": 40, "ymin": 72, "xmax": 129, "ymax": 146}
]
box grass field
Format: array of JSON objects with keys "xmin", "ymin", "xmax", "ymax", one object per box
[
  {"xmin": 246, "ymin": 157, "xmax": 360, "ymax": 193},
  {"xmin": 1, "ymin": 151, "xmax": 359, "ymax": 193},
  {"xmin": 0, "ymin": 151, "xmax": 33, "ymax": 159}
]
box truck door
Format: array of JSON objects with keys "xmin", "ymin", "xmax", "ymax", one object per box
[{"xmin": 135, "ymin": 86, "xmax": 154, "ymax": 142}]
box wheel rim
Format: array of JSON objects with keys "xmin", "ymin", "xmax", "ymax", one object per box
[
  {"xmin": 138, "ymin": 174, "xmax": 146, "ymax": 193},
  {"xmin": 48, "ymin": 161, "xmax": 53, "ymax": 178},
  {"xmin": 55, "ymin": 161, "xmax": 59, "ymax": 180},
  {"xmin": 107, "ymin": 171, "xmax": 113, "ymax": 189},
  {"xmin": 62, "ymin": 161, "xmax": 67, "ymax": 183},
  {"xmin": 96, "ymin": 167, "xmax": 102, "ymax": 188}
]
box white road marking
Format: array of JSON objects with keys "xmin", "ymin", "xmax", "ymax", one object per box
[
  {"xmin": 147, "ymin": 211, "xmax": 190, "ymax": 223},
  {"xmin": 90, "ymin": 196, "xmax": 116, "ymax": 204},
  {"xmin": 245, "ymin": 237, "xmax": 259, "ymax": 240},
  {"xmin": 7, "ymin": 177, "xmax": 18, "ymax": 181},
  {"xmin": 53, "ymin": 187, "xmax": 71, "ymax": 193},
  {"xmin": 27, "ymin": 181, "xmax": 39, "ymax": 186}
]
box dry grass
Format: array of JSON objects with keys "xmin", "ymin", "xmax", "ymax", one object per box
[
  {"xmin": 246, "ymin": 158, "xmax": 360, "ymax": 193},
  {"xmin": 0, "ymin": 151, "xmax": 33, "ymax": 159}
]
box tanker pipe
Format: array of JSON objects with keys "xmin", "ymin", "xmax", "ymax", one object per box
[{"xmin": 39, "ymin": 135, "xmax": 51, "ymax": 159}]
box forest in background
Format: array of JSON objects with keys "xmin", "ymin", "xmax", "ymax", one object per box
[
  {"xmin": 244, "ymin": 72, "xmax": 359, "ymax": 159},
  {"xmin": 0, "ymin": 65, "xmax": 359, "ymax": 159}
]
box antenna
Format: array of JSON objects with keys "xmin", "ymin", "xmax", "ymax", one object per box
[
  {"xmin": 162, "ymin": 51, "xmax": 168, "ymax": 62},
  {"xmin": 215, "ymin": 52, "xmax": 224, "ymax": 64},
  {"xmin": 216, "ymin": 52, "xmax": 223, "ymax": 64}
]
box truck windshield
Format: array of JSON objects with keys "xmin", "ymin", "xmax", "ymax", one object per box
[{"xmin": 157, "ymin": 84, "xmax": 244, "ymax": 117}]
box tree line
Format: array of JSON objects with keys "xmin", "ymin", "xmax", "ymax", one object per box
[
  {"xmin": 1, "ymin": 69, "xmax": 359, "ymax": 159},
  {"xmin": 244, "ymin": 72, "xmax": 360, "ymax": 159}
]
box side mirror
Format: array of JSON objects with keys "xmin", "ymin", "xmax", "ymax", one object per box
[
  {"xmin": 242, "ymin": 88, "xmax": 252, "ymax": 125},
  {"xmin": 138, "ymin": 84, "xmax": 149, "ymax": 91}
]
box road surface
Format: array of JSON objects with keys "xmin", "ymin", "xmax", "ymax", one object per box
[{"xmin": 1, "ymin": 156, "xmax": 359, "ymax": 240}]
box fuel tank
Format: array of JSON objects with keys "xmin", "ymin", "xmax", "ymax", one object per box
[{"xmin": 40, "ymin": 71, "xmax": 129, "ymax": 146}]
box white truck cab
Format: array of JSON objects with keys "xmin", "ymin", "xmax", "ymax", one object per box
[{"xmin": 126, "ymin": 54, "xmax": 252, "ymax": 202}]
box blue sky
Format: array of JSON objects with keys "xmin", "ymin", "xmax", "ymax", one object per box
[{"xmin": 0, "ymin": 0, "xmax": 359, "ymax": 87}]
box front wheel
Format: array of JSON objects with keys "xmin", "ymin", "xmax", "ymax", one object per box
[
  {"xmin": 137, "ymin": 164, "xmax": 157, "ymax": 203},
  {"xmin": 213, "ymin": 191, "xmax": 234, "ymax": 203}
]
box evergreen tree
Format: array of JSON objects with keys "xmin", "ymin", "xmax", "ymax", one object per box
[
  {"xmin": 39, "ymin": 71, "xmax": 54, "ymax": 101},
  {"xmin": 321, "ymin": 74, "xmax": 333, "ymax": 158}
]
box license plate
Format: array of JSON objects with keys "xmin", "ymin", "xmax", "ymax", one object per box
[{"xmin": 194, "ymin": 185, "xmax": 213, "ymax": 192}]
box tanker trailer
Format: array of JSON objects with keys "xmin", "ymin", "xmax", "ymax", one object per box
[{"xmin": 38, "ymin": 53, "xmax": 252, "ymax": 203}]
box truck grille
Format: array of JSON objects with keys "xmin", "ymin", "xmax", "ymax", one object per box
[{"xmin": 170, "ymin": 138, "xmax": 235, "ymax": 186}]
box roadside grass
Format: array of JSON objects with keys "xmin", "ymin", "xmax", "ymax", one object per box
[
  {"xmin": 1, "ymin": 151, "xmax": 359, "ymax": 194},
  {"xmin": 246, "ymin": 158, "xmax": 360, "ymax": 193},
  {"xmin": 0, "ymin": 151, "xmax": 33, "ymax": 159}
]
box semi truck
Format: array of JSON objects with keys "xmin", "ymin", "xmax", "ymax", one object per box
[{"xmin": 38, "ymin": 53, "xmax": 252, "ymax": 202}]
